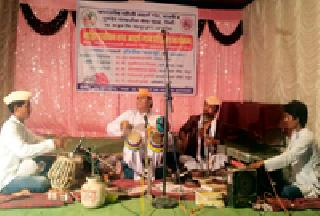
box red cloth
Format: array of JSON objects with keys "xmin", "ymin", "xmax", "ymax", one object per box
[
  {"xmin": 110, "ymin": 179, "xmax": 195, "ymax": 200},
  {"xmin": 266, "ymin": 197, "xmax": 320, "ymax": 211},
  {"xmin": 0, "ymin": 193, "xmax": 73, "ymax": 209},
  {"xmin": 110, "ymin": 179, "xmax": 141, "ymax": 189}
]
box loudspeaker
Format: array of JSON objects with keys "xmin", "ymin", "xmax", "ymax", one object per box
[
  {"xmin": 227, "ymin": 169, "xmax": 257, "ymax": 208},
  {"xmin": 256, "ymin": 167, "xmax": 285, "ymax": 196}
]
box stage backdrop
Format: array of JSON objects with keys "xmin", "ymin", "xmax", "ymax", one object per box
[
  {"xmin": 15, "ymin": 0, "xmax": 243, "ymax": 137},
  {"xmin": 243, "ymin": 0, "xmax": 320, "ymax": 144}
]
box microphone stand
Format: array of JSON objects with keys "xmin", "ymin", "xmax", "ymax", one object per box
[
  {"xmin": 163, "ymin": 29, "xmax": 171, "ymax": 197},
  {"xmin": 144, "ymin": 115, "xmax": 152, "ymax": 197},
  {"xmin": 152, "ymin": 29, "xmax": 177, "ymax": 209}
]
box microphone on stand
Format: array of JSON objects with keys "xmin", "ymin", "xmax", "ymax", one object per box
[
  {"xmin": 143, "ymin": 113, "xmax": 152, "ymax": 197},
  {"xmin": 144, "ymin": 114, "xmax": 148, "ymax": 129},
  {"xmin": 152, "ymin": 28, "xmax": 178, "ymax": 209}
]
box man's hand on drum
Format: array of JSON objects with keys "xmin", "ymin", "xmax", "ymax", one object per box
[
  {"xmin": 120, "ymin": 120, "xmax": 130, "ymax": 130},
  {"xmin": 120, "ymin": 120, "xmax": 133, "ymax": 136}
]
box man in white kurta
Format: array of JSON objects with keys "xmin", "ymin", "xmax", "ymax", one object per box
[
  {"xmin": 0, "ymin": 91, "xmax": 64, "ymax": 194},
  {"xmin": 250, "ymin": 100, "xmax": 320, "ymax": 198},
  {"xmin": 107, "ymin": 89, "xmax": 160, "ymax": 180}
]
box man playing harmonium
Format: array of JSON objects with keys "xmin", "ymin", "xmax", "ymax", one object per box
[
  {"xmin": 178, "ymin": 96, "xmax": 220, "ymax": 160},
  {"xmin": 0, "ymin": 91, "xmax": 65, "ymax": 194},
  {"xmin": 107, "ymin": 88, "xmax": 162, "ymax": 180},
  {"xmin": 249, "ymin": 100, "xmax": 320, "ymax": 199}
]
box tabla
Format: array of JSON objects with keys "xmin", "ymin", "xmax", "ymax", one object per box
[
  {"xmin": 48, "ymin": 156, "xmax": 76, "ymax": 190},
  {"xmin": 148, "ymin": 130, "xmax": 164, "ymax": 153},
  {"xmin": 124, "ymin": 130, "xmax": 142, "ymax": 151},
  {"xmin": 123, "ymin": 130, "xmax": 143, "ymax": 179}
]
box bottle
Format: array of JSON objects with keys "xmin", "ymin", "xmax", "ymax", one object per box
[{"xmin": 81, "ymin": 176, "xmax": 105, "ymax": 208}]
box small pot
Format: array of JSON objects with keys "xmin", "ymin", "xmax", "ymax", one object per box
[{"xmin": 81, "ymin": 176, "xmax": 105, "ymax": 208}]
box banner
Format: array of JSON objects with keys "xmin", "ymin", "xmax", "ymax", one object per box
[{"xmin": 77, "ymin": 1, "xmax": 197, "ymax": 94}]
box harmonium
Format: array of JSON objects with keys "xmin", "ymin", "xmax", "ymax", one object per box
[
  {"xmin": 217, "ymin": 101, "xmax": 284, "ymax": 163},
  {"xmin": 216, "ymin": 102, "xmax": 285, "ymax": 207}
]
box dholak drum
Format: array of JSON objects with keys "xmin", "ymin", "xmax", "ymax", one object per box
[
  {"xmin": 124, "ymin": 130, "xmax": 142, "ymax": 151},
  {"xmin": 123, "ymin": 130, "xmax": 143, "ymax": 179},
  {"xmin": 48, "ymin": 156, "xmax": 76, "ymax": 190},
  {"xmin": 148, "ymin": 131, "xmax": 164, "ymax": 153}
]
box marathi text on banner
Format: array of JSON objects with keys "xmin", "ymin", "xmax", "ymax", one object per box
[{"xmin": 77, "ymin": 1, "xmax": 197, "ymax": 94}]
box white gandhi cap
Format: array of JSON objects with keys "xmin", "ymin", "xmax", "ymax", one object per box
[{"xmin": 3, "ymin": 91, "xmax": 32, "ymax": 105}]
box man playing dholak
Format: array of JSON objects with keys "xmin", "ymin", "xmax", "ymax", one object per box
[
  {"xmin": 107, "ymin": 88, "xmax": 161, "ymax": 180},
  {"xmin": 178, "ymin": 96, "xmax": 220, "ymax": 160}
]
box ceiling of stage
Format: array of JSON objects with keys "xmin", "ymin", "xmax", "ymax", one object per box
[{"xmin": 92, "ymin": 0, "xmax": 255, "ymax": 9}]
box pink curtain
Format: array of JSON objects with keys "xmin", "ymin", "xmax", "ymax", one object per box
[{"xmin": 14, "ymin": 3, "xmax": 243, "ymax": 137}]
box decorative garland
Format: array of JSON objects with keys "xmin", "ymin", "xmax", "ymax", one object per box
[
  {"xmin": 19, "ymin": 3, "xmax": 242, "ymax": 45},
  {"xmin": 71, "ymin": 11, "xmax": 77, "ymax": 25},
  {"xmin": 207, "ymin": 20, "xmax": 243, "ymax": 45},
  {"xmin": 20, "ymin": 3, "xmax": 68, "ymax": 36},
  {"xmin": 198, "ymin": 19, "xmax": 206, "ymax": 38}
]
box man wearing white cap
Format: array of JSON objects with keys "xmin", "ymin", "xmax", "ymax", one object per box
[
  {"xmin": 178, "ymin": 96, "xmax": 221, "ymax": 159},
  {"xmin": 0, "ymin": 91, "xmax": 64, "ymax": 194},
  {"xmin": 107, "ymin": 88, "xmax": 160, "ymax": 180}
]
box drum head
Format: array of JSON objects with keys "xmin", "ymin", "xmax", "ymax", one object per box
[
  {"xmin": 151, "ymin": 131, "xmax": 163, "ymax": 145},
  {"xmin": 127, "ymin": 130, "xmax": 142, "ymax": 145}
]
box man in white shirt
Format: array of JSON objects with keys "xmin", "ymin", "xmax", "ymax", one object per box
[
  {"xmin": 0, "ymin": 91, "xmax": 64, "ymax": 194},
  {"xmin": 250, "ymin": 100, "xmax": 320, "ymax": 198},
  {"xmin": 107, "ymin": 88, "xmax": 160, "ymax": 180}
]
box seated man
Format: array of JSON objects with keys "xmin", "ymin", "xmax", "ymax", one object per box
[
  {"xmin": 249, "ymin": 100, "xmax": 320, "ymax": 199},
  {"xmin": 178, "ymin": 96, "xmax": 220, "ymax": 160},
  {"xmin": 107, "ymin": 88, "xmax": 160, "ymax": 180},
  {"xmin": 0, "ymin": 91, "xmax": 64, "ymax": 194}
]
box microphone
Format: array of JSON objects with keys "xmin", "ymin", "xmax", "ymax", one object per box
[
  {"xmin": 144, "ymin": 114, "xmax": 148, "ymax": 129},
  {"xmin": 161, "ymin": 29, "xmax": 167, "ymax": 41}
]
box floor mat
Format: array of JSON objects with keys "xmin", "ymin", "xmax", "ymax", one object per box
[{"xmin": 0, "ymin": 192, "xmax": 73, "ymax": 209}]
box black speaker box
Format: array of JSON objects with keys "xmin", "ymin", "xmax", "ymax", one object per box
[
  {"xmin": 227, "ymin": 169, "xmax": 257, "ymax": 208},
  {"xmin": 256, "ymin": 167, "xmax": 285, "ymax": 196}
]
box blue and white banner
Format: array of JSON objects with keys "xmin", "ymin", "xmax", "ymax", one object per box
[{"xmin": 77, "ymin": 1, "xmax": 197, "ymax": 94}]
